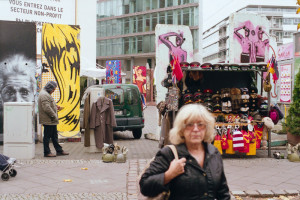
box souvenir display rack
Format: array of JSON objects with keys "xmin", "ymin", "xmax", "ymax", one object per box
[{"xmin": 161, "ymin": 62, "xmax": 272, "ymax": 157}]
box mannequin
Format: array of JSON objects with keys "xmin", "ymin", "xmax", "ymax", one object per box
[{"xmin": 85, "ymin": 87, "xmax": 105, "ymax": 153}]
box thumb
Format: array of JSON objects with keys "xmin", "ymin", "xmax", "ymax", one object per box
[{"xmin": 179, "ymin": 157, "xmax": 186, "ymax": 163}]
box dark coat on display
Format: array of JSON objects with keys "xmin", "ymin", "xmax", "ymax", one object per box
[
  {"xmin": 83, "ymin": 93, "xmax": 91, "ymax": 147},
  {"xmin": 90, "ymin": 97, "xmax": 117, "ymax": 149},
  {"xmin": 140, "ymin": 143, "xmax": 230, "ymax": 200}
]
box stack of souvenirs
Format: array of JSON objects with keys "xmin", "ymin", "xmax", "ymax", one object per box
[{"xmin": 181, "ymin": 86, "xmax": 273, "ymax": 155}]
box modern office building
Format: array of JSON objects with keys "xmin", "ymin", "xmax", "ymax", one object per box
[
  {"xmin": 96, "ymin": 0, "xmax": 201, "ymax": 102},
  {"xmin": 202, "ymin": 0, "xmax": 300, "ymax": 63}
]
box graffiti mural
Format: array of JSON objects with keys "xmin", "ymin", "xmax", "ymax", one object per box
[
  {"xmin": 155, "ymin": 24, "xmax": 193, "ymax": 103},
  {"xmin": 0, "ymin": 20, "xmax": 36, "ymax": 136},
  {"xmin": 229, "ymin": 13, "xmax": 270, "ymax": 63},
  {"xmin": 106, "ymin": 60, "xmax": 121, "ymax": 84},
  {"xmin": 42, "ymin": 23, "xmax": 80, "ymax": 138},
  {"xmin": 133, "ymin": 66, "xmax": 147, "ymax": 98}
]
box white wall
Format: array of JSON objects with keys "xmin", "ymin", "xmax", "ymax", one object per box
[{"xmin": 77, "ymin": 0, "xmax": 96, "ymax": 71}]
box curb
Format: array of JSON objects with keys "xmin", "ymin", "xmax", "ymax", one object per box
[{"xmin": 231, "ymin": 190, "xmax": 300, "ymax": 198}]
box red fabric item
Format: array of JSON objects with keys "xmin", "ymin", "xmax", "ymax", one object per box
[
  {"xmin": 171, "ymin": 54, "xmax": 183, "ymax": 81},
  {"xmin": 233, "ymin": 130, "xmax": 244, "ymax": 152},
  {"xmin": 221, "ymin": 133, "xmax": 229, "ymax": 150},
  {"xmin": 241, "ymin": 130, "xmax": 250, "ymax": 153},
  {"xmin": 254, "ymin": 125, "xmax": 263, "ymax": 149}
]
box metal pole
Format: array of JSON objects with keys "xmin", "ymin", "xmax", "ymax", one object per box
[{"xmin": 268, "ymin": 89, "xmax": 271, "ymax": 157}]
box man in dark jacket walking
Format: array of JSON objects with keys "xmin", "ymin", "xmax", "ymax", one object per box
[{"xmin": 38, "ymin": 81, "xmax": 69, "ymax": 157}]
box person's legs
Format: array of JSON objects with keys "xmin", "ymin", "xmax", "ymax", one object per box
[
  {"xmin": 49, "ymin": 125, "xmax": 63, "ymax": 153},
  {"xmin": 43, "ymin": 125, "xmax": 53, "ymax": 156}
]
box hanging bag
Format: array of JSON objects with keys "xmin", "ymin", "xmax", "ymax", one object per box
[{"xmin": 138, "ymin": 145, "xmax": 178, "ymax": 200}]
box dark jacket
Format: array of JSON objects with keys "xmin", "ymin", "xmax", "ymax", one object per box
[{"xmin": 139, "ymin": 143, "xmax": 230, "ymax": 200}]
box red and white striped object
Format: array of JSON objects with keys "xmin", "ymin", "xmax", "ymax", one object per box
[{"xmin": 233, "ymin": 130, "xmax": 244, "ymax": 152}]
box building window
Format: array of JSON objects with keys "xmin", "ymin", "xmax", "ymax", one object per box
[
  {"xmin": 159, "ymin": 12, "xmax": 165, "ymax": 24},
  {"xmin": 177, "ymin": 9, "xmax": 182, "ymax": 25},
  {"xmin": 137, "ymin": 16, "xmax": 143, "ymax": 32},
  {"xmin": 152, "ymin": 13, "xmax": 158, "ymax": 31},
  {"xmin": 183, "ymin": 8, "xmax": 189, "ymax": 26},
  {"xmin": 152, "ymin": 0, "xmax": 158, "ymax": 9},
  {"xmin": 167, "ymin": 0, "xmax": 173, "ymax": 7},
  {"xmin": 167, "ymin": 11, "xmax": 173, "ymax": 24},
  {"xmin": 143, "ymin": 35, "xmax": 151, "ymax": 53},
  {"xmin": 145, "ymin": 14, "xmax": 150, "ymax": 32},
  {"xmin": 159, "ymin": 0, "xmax": 165, "ymax": 8},
  {"xmin": 124, "ymin": 38, "xmax": 129, "ymax": 54}
]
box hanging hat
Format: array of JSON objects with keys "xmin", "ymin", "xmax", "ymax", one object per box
[
  {"xmin": 201, "ymin": 63, "xmax": 212, "ymax": 69},
  {"xmin": 230, "ymin": 64, "xmax": 240, "ymax": 71},
  {"xmin": 262, "ymin": 117, "xmax": 274, "ymax": 129},
  {"xmin": 193, "ymin": 89, "xmax": 204, "ymax": 103},
  {"xmin": 249, "ymin": 86, "xmax": 258, "ymax": 94},
  {"xmin": 240, "ymin": 63, "xmax": 249, "ymax": 71},
  {"xmin": 180, "ymin": 62, "xmax": 190, "ymax": 69},
  {"xmin": 190, "ymin": 62, "xmax": 200, "ymax": 68},
  {"xmin": 183, "ymin": 90, "xmax": 193, "ymax": 104},
  {"xmin": 222, "ymin": 63, "xmax": 230, "ymax": 70},
  {"xmin": 212, "ymin": 64, "xmax": 222, "ymax": 70}
]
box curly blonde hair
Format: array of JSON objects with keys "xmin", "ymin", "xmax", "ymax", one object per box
[{"xmin": 169, "ymin": 104, "xmax": 216, "ymax": 144}]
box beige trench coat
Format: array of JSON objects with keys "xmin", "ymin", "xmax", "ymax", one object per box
[{"xmin": 90, "ymin": 97, "xmax": 117, "ymax": 149}]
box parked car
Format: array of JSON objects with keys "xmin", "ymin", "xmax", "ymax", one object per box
[{"xmin": 80, "ymin": 84, "xmax": 145, "ymax": 139}]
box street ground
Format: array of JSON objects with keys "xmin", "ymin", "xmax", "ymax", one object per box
[{"xmin": 0, "ymin": 106, "xmax": 299, "ymax": 199}]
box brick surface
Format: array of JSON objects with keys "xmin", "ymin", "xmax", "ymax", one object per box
[
  {"xmin": 245, "ymin": 190, "xmax": 260, "ymax": 196},
  {"xmin": 284, "ymin": 190, "xmax": 299, "ymax": 195}
]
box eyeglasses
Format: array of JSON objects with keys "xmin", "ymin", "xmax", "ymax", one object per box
[{"xmin": 185, "ymin": 122, "xmax": 206, "ymax": 130}]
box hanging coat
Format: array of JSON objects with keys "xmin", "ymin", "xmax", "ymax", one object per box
[
  {"xmin": 90, "ymin": 97, "xmax": 117, "ymax": 149},
  {"xmin": 83, "ymin": 93, "xmax": 91, "ymax": 147}
]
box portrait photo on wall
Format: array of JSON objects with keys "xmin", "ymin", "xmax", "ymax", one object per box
[{"xmin": 0, "ymin": 20, "xmax": 37, "ymax": 135}]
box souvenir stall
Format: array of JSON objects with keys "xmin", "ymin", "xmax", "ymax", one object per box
[{"xmin": 159, "ymin": 62, "xmax": 275, "ymax": 157}]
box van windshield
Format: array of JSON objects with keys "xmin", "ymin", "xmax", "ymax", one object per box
[{"xmin": 105, "ymin": 88, "xmax": 124, "ymax": 105}]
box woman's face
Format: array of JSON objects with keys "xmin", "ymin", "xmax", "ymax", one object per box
[
  {"xmin": 137, "ymin": 68, "xmax": 142, "ymax": 75},
  {"xmin": 183, "ymin": 120, "xmax": 206, "ymax": 145}
]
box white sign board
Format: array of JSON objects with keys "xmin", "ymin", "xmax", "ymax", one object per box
[{"xmin": 0, "ymin": 0, "xmax": 76, "ymax": 54}]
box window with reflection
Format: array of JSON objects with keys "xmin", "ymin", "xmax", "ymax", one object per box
[
  {"xmin": 137, "ymin": 16, "xmax": 143, "ymax": 33},
  {"xmin": 159, "ymin": 12, "xmax": 165, "ymax": 24},
  {"xmin": 143, "ymin": 35, "xmax": 151, "ymax": 53},
  {"xmin": 183, "ymin": 8, "xmax": 189, "ymax": 25},
  {"xmin": 177, "ymin": 9, "xmax": 182, "ymax": 25},
  {"xmin": 124, "ymin": 38, "xmax": 130, "ymax": 54},
  {"xmin": 106, "ymin": 39, "xmax": 112, "ymax": 55},
  {"xmin": 152, "ymin": 0, "xmax": 158, "ymax": 9},
  {"xmin": 150, "ymin": 35, "xmax": 155, "ymax": 52},
  {"xmin": 100, "ymin": 40, "xmax": 106, "ymax": 56},
  {"xmin": 145, "ymin": 0, "xmax": 150, "ymax": 10},
  {"xmin": 130, "ymin": 37, "xmax": 136, "ymax": 53},
  {"xmin": 137, "ymin": 36, "xmax": 143, "ymax": 53},
  {"xmin": 159, "ymin": 0, "xmax": 165, "ymax": 8},
  {"xmin": 145, "ymin": 15, "xmax": 150, "ymax": 32},
  {"xmin": 183, "ymin": 0, "xmax": 190, "ymax": 4},
  {"xmin": 167, "ymin": 0, "xmax": 173, "ymax": 7},
  {"xmin": 124, "ymin": 18, "xmax": 129, "ymax": 34},
  {"xmin": 106, "ymin": 21, "xmax": 112, "ymax": 36},
  {"xmin": 151, "ymin": 14, "xmax": 158, "ymax": 31},
  {"xmin": 136, "ymin": 0, "xmax": 143, "ymax": 12},
  {"xmin": 167, "ymin": 11, "xmax": 173, "ymax": 24},
  {"xmin": 130, "ymin": 17, "xmax": 137, "ymax": 33}
]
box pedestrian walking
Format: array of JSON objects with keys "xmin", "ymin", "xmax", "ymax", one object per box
[
  {"xmin": 139, "ymin": 104, "xmax": 230, "ymax": 199},
  {"xmin": 38, "ymin": 81, "xmax": 69, "ymax": 157}
]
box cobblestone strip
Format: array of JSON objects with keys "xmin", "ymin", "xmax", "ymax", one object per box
[
  {"xmin": 0, "ymin": 193, "xmax": 127, "ymax": 200},
  {"xmin": 127, "ymin": 159, "xmax": 150, "ymax": 200}
]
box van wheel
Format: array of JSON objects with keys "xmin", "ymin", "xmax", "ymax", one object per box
[{"xmin": 132, "ymin": 129, "xmax": 142, "ymax": 139}]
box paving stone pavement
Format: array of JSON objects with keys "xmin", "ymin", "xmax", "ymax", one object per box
[{"xmin": 1, "ymin": 106, "xmax": 300, "ymax": 199}]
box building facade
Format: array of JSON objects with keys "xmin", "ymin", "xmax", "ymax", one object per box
[
  {"xmin": 202, "ymin": 0, "xmax": 300, "ymax": 63},
  {"xmin": 96, "ymin": 0, "xmax": 201, "ymax": 102}
]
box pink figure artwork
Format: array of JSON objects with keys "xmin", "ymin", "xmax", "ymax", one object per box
[
  {"xmin": 254, "ymin": 27, "xmax": 269, "ymax": 62},
  {"xmin": 159, "ymin": 32, "xmax": 187, "ymax": 63},
  {"xmin": 234, "ymin": 21, "xmax": 269, "ymax": 63}
]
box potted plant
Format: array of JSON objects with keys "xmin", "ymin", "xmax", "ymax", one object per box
[{"xmin": 284, "ymin": 69, "xmax": 300, "ymax": 145}]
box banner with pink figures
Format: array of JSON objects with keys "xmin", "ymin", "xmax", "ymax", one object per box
[
  {"xmin": 229, "ymin": 12, "xmax": 270, "ymax": 63},
  {"xmin": 280, "ymin": 64, "xmax": 291, "ymax": 103}
]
